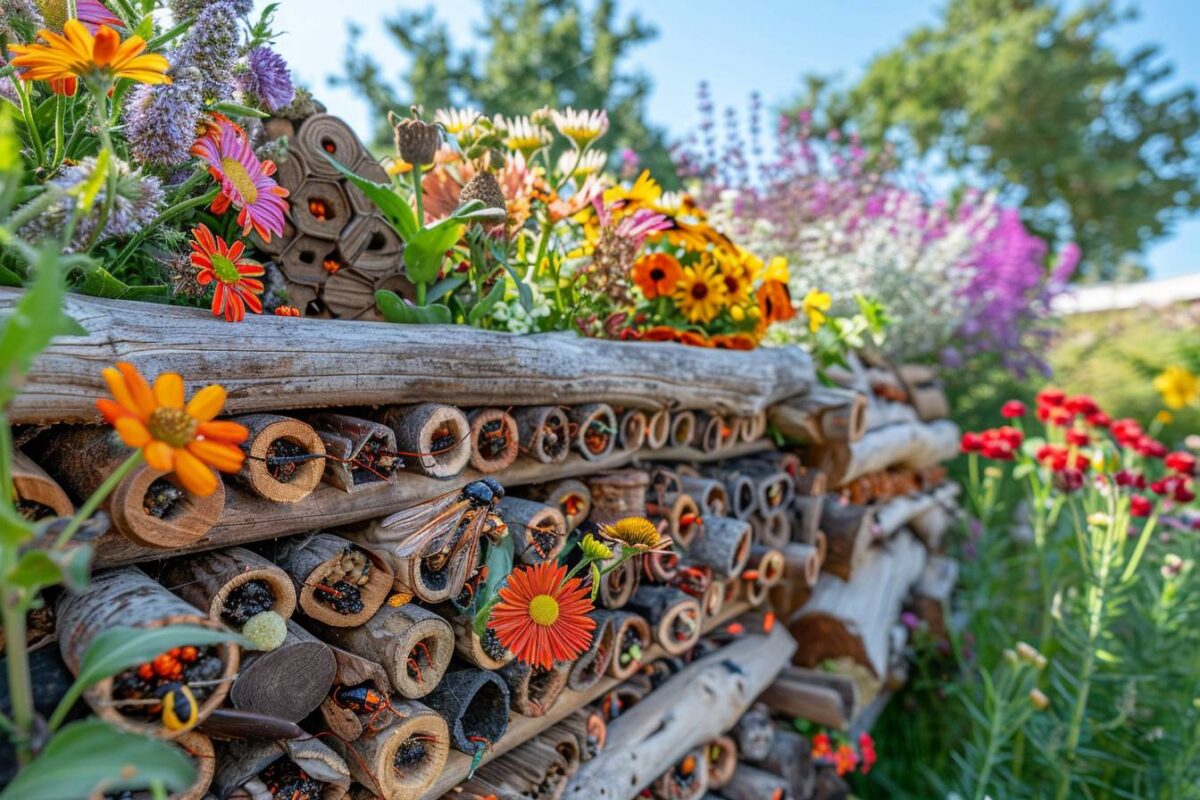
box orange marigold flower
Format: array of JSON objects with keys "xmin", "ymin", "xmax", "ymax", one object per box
[
  {"xmin": 8, "ymin": 20, "xmax": 170, "ymax": 97},
  {"xmin": 96, "ymin": 363, "xmax": 247, "ymax": 497},
  {"xmin": 811, "ymin": 732, "xmax": 833, "ymax": 761},
  {"xmin": 273, "ymin": 306, "xmax": 301, "ymax": 317},
  {"xmin": 834, "ymin": 743, "xmax": 859, "ymax": 776},
  {"xmin": 631, "ymin": 252, "xmax": 684, "ymax": 300},
  {"xmin": 190, "ymin": 224, "xmax": 265, "ymax": 323},
  {"xmin": 488, "ymin": 561, "xmax": 596, "ymax": 670}
]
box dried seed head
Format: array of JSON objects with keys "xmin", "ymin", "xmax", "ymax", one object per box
[
  {"xmin": 390, "ymin": 106, "xmax": 441, "ymax": 167},
  {"xmin": 458, "ymin": 171, "xmax": 508, "ymax": 222}
]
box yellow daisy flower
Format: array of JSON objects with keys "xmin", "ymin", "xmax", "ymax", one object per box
[
  {"xmin": 674, "ymin": 258, "xmax": 728, "ymax": 324},
  {"xmin": 802, "ymin": 288, "xmax": 832, "ymax": 333},
  {"xmin": 1154, "ymin": 366, "xmax": 1199, "ymax": 410}
]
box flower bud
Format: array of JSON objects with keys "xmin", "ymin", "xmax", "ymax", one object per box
[{"xmin": 1029, "ymin": 689, "xmax": 1050, "ymax": 710}]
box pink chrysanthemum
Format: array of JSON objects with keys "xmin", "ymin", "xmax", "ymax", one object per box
[{"xmin": 191, "ymin": 117, "xmax": 289, "ymax": 242}]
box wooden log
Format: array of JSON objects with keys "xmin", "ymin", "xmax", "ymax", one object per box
[
  {"xmin": 423, "ymin": 668, "xmax": 511, "ymax": 754},
  {"xmin": 746, "ymin": 546, "xmax": 786, "ymax": 589},
  {"xmin": 228, "ymin": 413, "xmax": 326, "ymax": 503},
  {"xmin": 213, "ymin": 737, "xmax": 350, "ymax": 800},
  {"xmin": 160, "ymin": 547, "xmax": 296, "ymax": 634},
  {"xmin": 39, "ymin": 427, "xmax": 225, "ymax": 549},
  {"xmin": 500, "ymin": 496, "xmax": 568, "ymax": 565},
  {"xmin": 288, "ymin": 177, "xmax": 353, "ymax": 241},
  {"xmin": 897, "ymin": 363, "xmax": 950, "ymax": 421},
  {"xmin": 721, "ymin": 764, "xmax": 790, "ymax": 800},
  {"xmin": 750, "ymin": 511, "xmax": 790, "ymax": 549},
  {"xmin": 569, "ymin": 402, "xmax": 619, "ymax": 461},
  {"xmin": 759, "ymin": 668, "xmax": 857, "ymax": 730},
  {"xmin": 751, "ymin": 728, "xmax": 816, "ymax": 800},
  {"xmin": 56, "ymin": 568, "xmax": 239, "ymax": 739},
  {"xmin": 555, "ymin": 708, "xmax": 607, "ymax": 761},
  {"xmin": 790, "ymin": 531, "xmax": 927, "ymax": 677},
  {"xmin": 731, "ymin": 460, "xmax": 796, "ymax": 513},
  {"xmin": 819, "ymin": 499, "xmax": 875, "ymax": 580},
  {"xmin": 649, "ymin": 747, "xmax": 708, "ymax": 799},
  {"xmin": 308, "ymin": 413, "xmax": 400, "ymax": 491},
  {"xmin": 781, "ymin": 543, "xmax": 822, "ymax": 589},
  {"xmin": 700, "ymin": 466, "xmax": 757, "ymax": 521},
  {"xmin": 561, "ymin": 624, "xmax": 796, "ymax": 799},
  {"xmin": 443, "ymin": 611, "xmax": 513, "ymax": 671},
  {"xmin": 677, "ymin": 477, "xmax": 728, "ymax": 518},
  {"xmin": 626, "ymin": 586, "xmax": 702, "ymax": 657},
  {"xmin": 686, "ymin": 517, "xmax": 752, "ymax": 580},
  {"xmin": 617, "ymin": 409, "xmax": 648, "ymax": 452},
  {"xmin": 295, "ymin": 113, "xmax": 368, "ymax": 177},
  {"xmin": 499, "ymin": 659, "xmax": 571, "ymax": 717},
  {"xmin": 272, "ymin": 534, "xmax": 393, "ymax": 627},
  {"xmin": 792, "ymin": 495, "xmax": 822, "ymax": 545},
  {"xmin": 645, "ymin": 409, "xmax": 671, "ymax": 449},
  {"xmin": 598, "ymin": 555, "xmax": 639, "ymax": 610},
  {"xmin": 691, "ymin": 412, "xmax": 731, "ymax": 454},
  {"xmin": 585, "ymin": 469, "xmax": 649, "ymax": 527},
  {"xmin": 526, "ymin": 479, "xmax": 593, "ymax": 531},
  {"xmin": 380, "ymin": 403, "xmax": 473, "ymax": 479},
  {"xmin": 230, "ymin": 620, "xmax": 334, "ymax": 722},
  {"xmin": 459, "ymin": 734, "xmax": 574, "ymax": 799},
  {"xmin": 607, "ymin": 612, "xmax": 652, "ymax": 680},
  {"xmin": 668, "ymin": 411, "xmax": 696, "ymax": 449},
  {"xmin": 465, "ymin": 408, "xmax": 519, "ymax": 474},
  {"xmin": 910, "ymin": 482, "xmax": 960, "ymax": 550},
  {"xmin": 732, "ymin": 702, "xmax": 775, "ymax": 761},
  {"xmin": 703, "ymin": 735, "xmax": 738, "ymax": 789},
  {"xmin": 12, "ymin": 450, "xmax": 73, "ymax": 519},
  {"xmin": 811, "ymin": 419, "xmax": 960, "ymax": 488},
  {"xmin": 913, "ymin": 554, "xmax": 959, "ymax": 639},
  {"xmin": 739, "ymin": 410, "xmax": 768, "ymax": 443},
  {"xmin": 308, "ymin": 603, "xmax": 454, "ymax": 699},
  {"xmin": 700, "ymin": 579, "xmax": 724, "ymax": 621},
  {"xmin": 315, "ymin": 643, "xmax": 393, "ymax": 742},
  {"xmin": 768, "ymin": 388, "xmax": 866, "ymax": 445},
  {"xmin": 5, "ymin": 291, "xmax": 814, "ymax": 425},
  {"xmin": 568, "ymin": 610, "xmax": 616, "ymax": 692},
  {"xmin": 334, "ymin": 702, "xmax": 449, "ymax": 800},
  {"xmin": 513, "ymin": 406, "xmax": 571, "ymax": 465}
]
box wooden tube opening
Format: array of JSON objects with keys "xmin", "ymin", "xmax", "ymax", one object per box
[
  {"xmin": 512, "ymin": 406, "xmax": 571, "ymax": 464},
  {"xmin": 687, "ymin": 516, "xmax": 753, "ymax": 580},
  {"xmin": 598, "ymin": 555, "xmax": 639, "ymax": 610},
  {"xmin": 693, "ymin": 412, "xmax": 726, "ymax": 453},
  {"xmin": 12, "ymin": 450, "xmax": 73, "ymax": 520},
  {"xmin": 424, "ymin": 668, "xmax": 511, "ymax": 754},
  {"xmin": 569, "ymin": 402, "xmax": 618, "ymax": 461},
  {"xmin": 782, "ymin": 542, "xmax": 822, "ymax": 589},
  {"xmin": 275, "ymin": 534, "xmax": 393, "ymax": 627},
  {"xmin": 651, "ymin": 747, "xmax": 709, "ymax": 800},
  {"xmin": 628, "ymin": 586, "xmax": 702, "ymax": 656},
  {"xmin": 337, "ymin": 702, "xmax": 449, "ymax": 800},
  {"xmin": 668, "ymin": 411, "xmax": 696, "ymax": 448},
  {"xmin": 381, "ymin": 403, "xmax": 472, "ymax": 478},
  {"xmin": 678, "ymin": 476, "xmax": 728, "ymax": 518},
  {"xmin": 215, "ymin": 739, "xmax": 350, "ymax": 800},
  {"xmin": 607, "ymin": 612, "xmax": 651, "ymax": 680},
  {"xmin": 500, "ymin": 660, "xmax": 570, "ymax": 717},
  {"xmin": 527, "ymin": 479, "xmax": 592, "ymax": 531},
  {"xmin": 500, "ymin": 496, "xmax": 568, "ymax": 565},
  {"xmin": 705, "ymin": 735, "xmax": 739, "ymax": 789},
  {"xmin": 643, "ymin": 549, "xmax": 681, "ymax": 583},
  {"xmin": 308, "ymin": 413, "xmax": 400, "ymax": 491},
  {"xmin": 648, "ymin": 491, "xmax": 701, "ymax": 549},
  {"xmin": 751, "ymin": 511, "xmax": 791, "ymax": 550},
  {"xmin": 568, "ymin": 611, "xmax": 617, "ymax": 692},
  {"xmin": 618, "ymin": 409, "xmax": 648, "ymax": 452},
  {"xmin": 748, "ymin": 546, "xmax": 787, "ymax": 588},
  {"xmin": 171, "ymin": 731, "xmax": 216, "ymax": 800},
  {"xmin": 447, "ymin": 613, "xmax": 514, "ymax": 670},
  {"xmin": 56, "ymin": 568, "xmax": 239, "ymax": 739},
  {"xmin": 297, "ymin": 114, "xmax": 367, "ymax": 178},
  {"xmin": 162, "ymin": 546, "xmax": 297, "ymax": 631},
  {"xmin": 645, "ymin": 409, "xmax": 671, "ymax": 449},
  {"xmin": 701, "ymin": 580, "xmax": 725, "ymax": 620},
  {"xmin": 230, "ymin": 414, "xmax": 326, "ymax": 503},
  {"xmin": 466, "ymin": 408, "xmax": 520, "ymax": 474},
  {"xmin": 740, "ymin": 410, "xmax": 768, "ymax": 443},
  {"xmin": 585, "ymin": 469, "xmax": 650, "ymax": 527}
]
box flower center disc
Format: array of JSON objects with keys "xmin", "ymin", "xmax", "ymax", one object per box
[
  {"xmin": 147, "ymin": 407, "xmax": 198, "ymax": 449},
  {"xmin": 210, "ymin": 253, "xmax": 241, "ymax": 284},
  {"xmin": 220, "ymin": 157, "xmax": 259, "ymax": 204},
  {"xmin": 528, "ymin": 595, "xmax": 560, "ymax": 626},
  {"xmin": 691, "ymin": 283, "xmax": 708, "ymax": 300}
]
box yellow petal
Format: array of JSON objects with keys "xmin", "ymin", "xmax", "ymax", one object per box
[
  {"xmin": 175, "ymin": 449, "xmax": 218, "ymax": 496},
  {"xmin": 113, "ymin": 417, "xmax": 150, "ymax": 448},
  {"xmin": 144, "ymin": 440, "xmax": 175, "ymax": 471},
  {"xmin": 153, "ymin": 372, "xmax": 184, "ymax": 409},
  {"xmin": 186, "ymin": 384, "xmax": 227, "ymax": 422}
]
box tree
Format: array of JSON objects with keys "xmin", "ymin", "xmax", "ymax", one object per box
[
  {"xmin": 827, "ymin": 0, "xmax": 1200, "ymax": 280},
  {"xmin": 333, "ymin": 0, "xmax": 677, "ymax": 182}
]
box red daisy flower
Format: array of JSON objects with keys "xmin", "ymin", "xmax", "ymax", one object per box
[
  {"xmin": 192, "ymin": 118, "xmax": 289, "ymax": 242},
  {"xmin": 488, "ymin": 561, "xmax": 596, "ymax": 670},
  {"xmin": 190, "ymin": 224, "xmax": 265, "ymax": 323}
]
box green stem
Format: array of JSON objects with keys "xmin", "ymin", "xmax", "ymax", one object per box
[
  {"xmin": 54, "ymin": 451, "xmax": 143, "ymax": 549},
  {"xmin": 0, "ymin": 410, "xmax": 13, "ymax": 509},
  {"xmin": 2, "ymin": 598, "xmax": 34, "ymax": 764},
  {"xmin": 108, "ymin": 187, "xmax": 218, "ymax": 273},
  {"xmin": 51, "ymin": 94, "xmax": 66, "ymax": 170},
  {"xmin": 14, "ymin": 79, "xmax": 45, "ymax": 170},
  {"xmin": 411, "ymin": 163, "xmax": 425, "ymax": 226},
  {"xmin": 973, "ymin": 694, "xmax": 1006, "ymax": 800},
  {"xmin": 83, "ymin": 84, "xmax": 118, "ymax": 252}
]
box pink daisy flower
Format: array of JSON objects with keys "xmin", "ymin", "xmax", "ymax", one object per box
[
  {"xmin": 78, "ymin": 1, "xmax": 124, "ymax": 32},
  {"xmin": 191, "ymin": 118, "xmax": 289, "ymax": 242},
  {"xmin": 189, "ymin": 224, "xmax": 265, "ymax": 323}
]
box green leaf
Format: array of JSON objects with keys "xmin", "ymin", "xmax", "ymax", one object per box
[
  {"xmin": 73, "ymin": 148, "xmax": 110, "ymax": 213},
  {"xmin": 75, "ymin": 265, "xmax": 133, "ymax": 299},
  {"xmin": 404, "ymin": 219, "xmax": 465, "ymax": 285},
  {"xmin": 502, "ymin": 262, "xmax": 534, "ymax": 312},
  {"xmin": 375, "ymin": 291, "xmax": 453, "ymax": 325},
  {"xmin": 209, "ymin": 101, "xmax": 270, "ymax": 119},
  {"xmin": 467, "ymin": 281, "xmax": 507, "ymax": 326},
  {"xmin": 427, "ymin": 275, "xmax": 467, "ymax": 304},
  {"xmin": 0, "ymin": 719, "xmax": 194, "ymax": 800},
  {"xmin": 0, "ymin": 246, "xmax": 68, "ymax": 408},
  {"xmin": 7, "ymin": 551, "xmax": 64, "ymax": 590},
  {"xmin": 0, "ymin": 504, "xmax": 35, "ymax": 548},
  {"xmin": 325, "ymin": 155, "xmax": 418, "ymax": 240}
]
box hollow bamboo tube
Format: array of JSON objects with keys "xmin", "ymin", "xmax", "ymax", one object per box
[
  {"xmin": 692, "ymin": 412, "xmax": 732, "ymax": 454},
  {"xmin": 422, "ymin": 668, "xmax": 511, "ymax": 754},
  {"xmin": 39, "ymin": 427, "xmax": 225, "ymax": 549},
  {"xmin": 553, "ymin": 708, "xmax": 608, "ymax": 761},
  {"xmin": 618, "ymin": 409, "xmax": 648, "ymax": 452},
  {"xmin": 569, "ymin": 402, "xmax": 618, "ymax": 461},
  {"xmin": 499, "ymin": 659, "xmax": 571, "ymax": 717},
  {"xmin": 792, "ymin": 496, "xmax": 822, "ymax": 545},
  {"xmin": 747, "ymin": 545, "xmax": 787, "ymax": 589},
  {"xmin": 161, "ymin": 546, "xmax": 296, "ymax": 627},
  {"xmin": 650, "ymin": 746, "xmax": 709, "ymax": 800},
  {"xmin": 230, "ymin": 620, "xmax": 335, "ymax": 722},
  {"xmin": 12, "ymin": 450, "xmax": 73, "ymax": 519},
  {"xmin": 645, "ymin": 409, "xmax": 671, "ymax": 449},
  {"xmin": 380, "ymin": 403, "xmax": 472, "ymax": 478},
  {"xmin": 608, "ymin": 611, "xmax": 652, "ymax": 680},
  {"xmin": 308, "ymin": 413, "xmax": 400, "ymax": 491},
  {"xmin": 500, "ymin": 496, "xmax": 568, "ymax": 565},
  {"xmin": 735, "ymin": 461, "xmax": 796, "ymax": 512},
  {"xmin": 171, "ymin": 731, "xmax": 216, "ymax": 800},
  {"xmin": 307, "ymin": 603, "xmax": 453, "ymax": 699},
  {"xmin": 740, "ymin": 410, "xmax": 768, "ymax": 443},
  {"xmin": 701, "ymin": 466, "xmax": 757, "ymax": 521},
  {"xmin": 668, "ymin": 410, "xmax": 696, "ymax": 448},
  {"xmin": 750, "ymin": 510, "xmax": 791, "ymax": 549},
  {"xmin": 782, "ymin": 542, "xmax": 822, "ymax": 589},
  {"xmin": 627, "ymin": 586, "xmax": 702, "ymax": 656},
  {"xmin": 643, "ymin": 549, "xmax": 681, "ymax": 583},
  {"xmin": 598, "ymin": 555, "xmax": 639, "ymax": 610},
  {"xmin": 443, "ymin": 611, "xmax": 514, "ymax": 670},
  {"xmin": 700, "ymin": 579, "xmax": 724, "ymax": 621},
  {"xmin": 721, "ymin": 764, "xmax": 790, "ymax": 800},
  {"xmin": 678, "ymin": 476, "xmax": 728, "ymax": 518},
  {"xmin": 526, "ymin": 479, "xmax": 592, "ymax": 530},
  {"xmin": 646, "ymin": 491, "xmax": 702, "ymax": 549},
  {"xmin": 56, "ymin": 567, "xmax": 239, "ymax": 739},
  {"xmin": 512, "ymin": 406, "xmax": 571, "ymax": 464},
  {"xmin": 272, "ymin": 533, "xmax": 393, "ymax": 627},
  {"xmin": 229, "ymin": 413, "xmax": 326, "ymax": 503},
  {"xmin": 568, "ymin": 610, "xmax": 617, "ymax": 692},
  {"xmin": 585, "ymin": 469, "xmax": 650, "ymax": 526},
  {"xmin": 334, "ymin": 701, "xmax": 449, "ymax": 800},
  {"xmin": 687, "ymin": 516, "xmax": 753, "ymax": 580},
  {"xmin": 215, "ymin": 738, "xmax": 350, "ymax": 800},
  {"xmin": 316, "ymin": 643, "xmax": 393, "ymax": 742},
  {"xmin": 704, "ymin": 735, "xmax": 738, "ymax": 790},
  {"xmin": 466, "ymin": 408, "xmax": 520, "ymax": 474}
]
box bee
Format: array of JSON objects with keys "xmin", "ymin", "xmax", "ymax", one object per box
[{"xmin": 376, "ymin": 478, "xmax": 507, "ymax": 574}]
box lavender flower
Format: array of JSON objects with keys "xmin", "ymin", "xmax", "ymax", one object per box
[
  {"xmin": 238, "ymin": 46, "xmax": 295, "ymax": 113},
  {"xmin": 0, "ymin": 0, "xmax": 41, "ymax": 41},
  {"xmin": 170, "ymin": 0, "xmax": 252, "ymax": 18},
  {"xmin": 173, "ymin": 0, "xmax": 240, "ymax": 101},
  {"xmin": 124, "ymin": 70, "xmax": 204, "ymax": 167},
  {"xmin": 19, "ymin": 157, "xmax": 164, "ymax": 252}
]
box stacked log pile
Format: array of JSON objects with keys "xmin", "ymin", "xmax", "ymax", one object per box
[{"xmin": 1, "ymin": 292, "xmax": 963, "ymax": 798}]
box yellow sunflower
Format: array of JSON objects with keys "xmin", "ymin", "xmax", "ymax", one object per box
[
  {"xmin": 673, "ymin": 258, "xmax": 728, "ymax": 324},
  {"xmin": 801, "ymin": 288, "xmax": 831, "ymax": 332},
  {"xmin": 716, "ymin": 255, "xmax": 752, "ymax": 306}
]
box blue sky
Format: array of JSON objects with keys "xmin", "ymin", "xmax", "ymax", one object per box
[{"xmin": 258, "ymin": 0, "xmax": 1200, "ymax": 279}]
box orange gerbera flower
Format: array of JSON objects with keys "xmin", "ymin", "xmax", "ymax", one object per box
[
  {"xmin": 8, "ymin": 20, "xmax": 170, "ymax": 97},
  {"xmin": 631, "ymin": 252, "xmax": 683, "ymax": 300},
  {"xmin": 97, "ymin": 363, "xmax": 248, "ymax": 497},
  {"xmin": 189, "ymin": 224, "xmax": 265, "ymax": 323},
  {"xmin": 488, "ymin": 561, "xmax": 596, "ymax": 670},
  {"xmin": 757, "ymin": 279, "xmax": 796, "ymax": 326},
  {"xmin": 640, "ymin": 326, "xmax": 680, "ymax": 343}
]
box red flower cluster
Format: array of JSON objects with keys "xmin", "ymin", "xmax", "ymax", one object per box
[
  {"xmin": 961, "ymin": 426, "xmax": 1023, "ymax": 460},
  {"xmin": 1151, "ymin": 476, "xmax": 1196, "ymax": 504},
  {"xmin": 1001, "ymin": 400, "xmax": 1027, "ymax": 419},
  {"xmin": 809, "ymin": 731, "xmax": 877, "ymax": 777},
  {"xmin": 1109, "ymin": 417, "xmax": 1168, "ymax": 457},
  {"xmin": 1035, "ymin": 444, "xmax": 1090, "ymax": 473},
  {"xmin": 858, "ymin": 733, "xmax": 877, "ymax": 775},
  {"xmin": 1035, "ymin": 388, "xmax": 1110, "ymax": 428},
  {"xmin": 1166, "ymin": 451, "xmax": 1197, "ymax": 476}
]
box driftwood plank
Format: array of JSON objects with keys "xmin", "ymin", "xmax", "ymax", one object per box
[{"xmin": 1, "ymin": 292, "xmax": 814, "ymax": 424}]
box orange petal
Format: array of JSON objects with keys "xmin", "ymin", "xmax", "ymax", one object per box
[
  {"xmin": 117, "ymin": 362, "xmax": 157, "ymax": 417},
  {"xmin": 96, "ymin": 398, "xmax": 132, "ymax": 424},
  {"xmin": 186, "ymin": 384, "xmax": 227, "ymax": 422},
  {"xmin": 102, "ymin": 367, "xmax": 141, "ymax": 418},
  {"xmin": 175, "ymin": 448, "xmax": 218, "ymax": 497},
  {"xmin": 144, "ymin": 440, "xmax": 175, "ymax": 471},
  {"xmin": 91, "ymin": 25, "xmax": 120, "ymax": 66},
  {"xmin": 153, "ymin": 372, "xmax": 184, "ymax": 409},
  {"xmin": 113, "ymin": 417, "xmax": 151, "ymax": 448},
  {"xmin": 187, "ymin": 439, "xmax": 244, "ymax": 473},
  {"xmin": 197, "ymin": 420, "xmax": 250, "ymax": 444}
]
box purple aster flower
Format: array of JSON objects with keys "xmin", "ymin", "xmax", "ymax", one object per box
[
  {"xmin": 124, "ymin": 72, "xmax": 204, "ymax": 167},
  {"xmin": 173, "ymin": 0, "xmax": 240, "ymax": 101},
  {"xmin": 170, "ymin": 0, "xmax": 252, "ymax": 18},
  {"xmin": 239, "ymin": 46, "xmax": 295, "ymax": 113}
]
